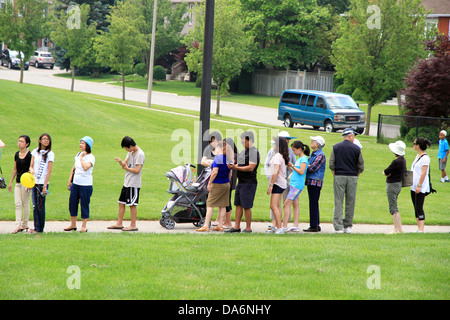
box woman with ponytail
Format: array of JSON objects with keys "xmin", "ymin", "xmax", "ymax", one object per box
[
  {"xmin": 411, "ymin": 137, "xmax": 432, "ymax": 232},
  {"xmin": 283, "ymin": 140, "xmax": 310, "ymax": 232}
]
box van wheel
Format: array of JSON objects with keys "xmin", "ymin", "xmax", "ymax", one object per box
[
  {"xmin": 284, "ymin": 115, "xmax": 294, "ymax": 128},
  {"xmin": 324, "ymin": 121, "xmax": 335, "ymax": 133}
]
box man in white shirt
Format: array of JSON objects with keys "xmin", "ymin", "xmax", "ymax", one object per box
[{"xmin": 108, "ymin": 136, "xmax": 145, "ymax": 232}]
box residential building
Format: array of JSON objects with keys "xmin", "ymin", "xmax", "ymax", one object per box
[{"xmin": 422, "ymin": 0, "xmax": 450, "ymax": 36}]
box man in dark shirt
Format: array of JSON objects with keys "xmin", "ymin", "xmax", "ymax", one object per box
[
  {"xmin": 329, "ymin": 128, "xmax": 364, "ymax": 233},
  {"xmin": 225, "ymin": 131, "xmax": 260, "ymax": 233}
]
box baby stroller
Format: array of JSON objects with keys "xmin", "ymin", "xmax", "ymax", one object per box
[{"xmin": 160, "ymin": 164, "xmax": 211, "ymax": 230}]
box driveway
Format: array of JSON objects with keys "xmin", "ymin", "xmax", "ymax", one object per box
[{"xmin": 0, "ymin": 67, "xmax": 385, "ymax": 136}]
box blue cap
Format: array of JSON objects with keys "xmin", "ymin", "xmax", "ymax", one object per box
[{"xmin": 80, "ymin": 136, "xmax": 93, "ymax": 149}]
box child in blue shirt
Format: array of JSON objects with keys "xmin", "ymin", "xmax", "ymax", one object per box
[
  {"xmin": 438, "ymin": 130, "xmax": 449, "ymax": 183},
  {"xmin": 283, "ymin": 140, "xmax": 310, "ymax": 231}
]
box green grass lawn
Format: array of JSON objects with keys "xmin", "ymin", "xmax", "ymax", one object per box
[
  {"xmin": 0, "ymin": 233, "xmax": 448, "ymax": 300},
  {"xmin": 0, "ymin": 79, "xmax": 448, "ymax": 300}
]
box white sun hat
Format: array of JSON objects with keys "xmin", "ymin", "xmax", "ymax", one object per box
[{"xmin": 389, "ymin": 140, "xmax": 406, "ymax": 156}]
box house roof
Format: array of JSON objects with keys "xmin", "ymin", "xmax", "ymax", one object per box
[{"xmin": 421, "ymin": 0, "xmax": 450, "ymax": 14}]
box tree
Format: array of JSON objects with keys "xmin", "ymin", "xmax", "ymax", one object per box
[
  {"xmin": 403, "ymin": 34, "xmax": 450, "ymax": 118},
  {"xmin": 331, "ymin": 0, "xmax": 430, "ymax": 135},
  {"xmin": 137, "ymin": 0, "xmax": 188, "ymax": 77},
  {"xmin": 184, "ymin": 0, "xmax": 253, "ymax": 115},
  {"xmin": 94, "ymin": 1, "xmax": 146, "ymax": 100},
  {"xmin": 241, "ymin": 0, "xmax": 329, "ymax": 70},
  {"xmin": 0, "ymin": 0, "xmax": 48, "ymax": 83},
  {"xmin": 51, "ymin": 3, "xmax": 98, "ymax": 91}
]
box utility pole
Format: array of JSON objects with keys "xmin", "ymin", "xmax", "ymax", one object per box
[
  {"xmin": 146, "ymin": 0, "xmax": 158, "ymax": 108},
  {"xmin": 197, "ymin": 0, "xmax": 215, "ymax": 173}
]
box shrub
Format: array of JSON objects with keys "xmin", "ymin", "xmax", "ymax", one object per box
[
  {"xmin": 153, "ymin": 65, "xmax": 166, "ymax": 81},
  {"xmin": 134, "ymin": 63, "xmax": 147, "ymax": 77},
  {"xmin": 404, "ymin": 126, "xmax": 440, "ymax": 145}
]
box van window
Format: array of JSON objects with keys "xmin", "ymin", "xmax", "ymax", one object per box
[
  {"xmin": 316, "ymin": 97, "xmax": 326, "ymax": 109},
  {"xmin": 281, "ymin": 92, "xmax": 301, "ymax": 105},
  {"xmin": 306, "ymin": 95, "xmax": 316, "ymax": 107},
  {"xmin": 300, "ymin": 94, "xmax": 308, "ymax": 106}
]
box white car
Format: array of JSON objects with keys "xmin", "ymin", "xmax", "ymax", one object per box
[{"xmin": 29, "ymin": 51, "xmax": 54, "ymax": 69}]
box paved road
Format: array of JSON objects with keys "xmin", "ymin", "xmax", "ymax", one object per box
[
  {"xmin": 0, "ymin": 67, "xmax": 387, "ymax": 136},
  {"xmin": 1, "ymin": 220, "xmax": 449, "ymax": 234}
]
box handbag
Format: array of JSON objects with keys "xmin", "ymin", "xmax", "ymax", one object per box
[
  {"xmin": 401, "ymin": 170, "xmax": 413, "ymax": 188},
  {"xmin": 0, "ymin": 167, "xmax": 7, "ymax": 189}
]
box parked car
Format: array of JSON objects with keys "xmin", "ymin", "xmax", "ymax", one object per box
[
  {"xmin": 29, "ymin": 51, "xmax": 54, "ymax": 69},
  {"xmin": 1, "ymin": 49, "xmax": 29, "ymax": 70},
  {"xmin": 278, "ymin": 89, "xmax": 366, "ymax": 134}
]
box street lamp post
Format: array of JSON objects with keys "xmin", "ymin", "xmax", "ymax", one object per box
[
  {"xmin": 197, "ymin": 0, "xmax": 215, "ymax": 173},
  {"xmin": 147, "ymin": 0, "xmax": 158, "ymax": 108}
]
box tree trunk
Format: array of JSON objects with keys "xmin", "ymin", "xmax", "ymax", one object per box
[
  {"xmin": 122, "ymin": 70, "xmax": 126, "ymax": 101},
  {"xmin": 365, "ymin": 103, "xmax": 373, "ymax": 135},
  {"xmin": 19, "ymin": 59, "xmax": 24, "ymax": 84},
  {"xmin": 397, "ymin": 91, "xmax": 403, "ymax": 115},
  {"xmin": 215, "ymin": 84, "xmax": 221, "ymax": 116},
  {"xmin": 71, "ymin": 66, "xmax": 75, "ymax": 92}
]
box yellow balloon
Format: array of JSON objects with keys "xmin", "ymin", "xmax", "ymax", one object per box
[{"xmin": 20, "ymin": 172, "xmax": 35, "ymax": 188}]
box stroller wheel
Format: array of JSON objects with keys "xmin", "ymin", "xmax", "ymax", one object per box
[
  {"xmin": 159, "ymin": 217, "xmax": 165, "ymax": 227},
  {"xmin": 163, "ymin": 217, "xmax": 176, "ymax": 230}
]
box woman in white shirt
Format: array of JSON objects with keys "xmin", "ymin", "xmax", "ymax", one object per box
[
  {"xmin": 410, "ymin": 137, "xmax": 431, "ymax": 232},
  {"xmin": 267, "ymin": 136, "xmax": 289, "ymax": 234},
  {"xmin": 29, "ymin": 133, "xmax": 54, "ymax": 233},
  {"xmin": 65, "ymin": 136, "xmax": 95, "ymax": 233}
]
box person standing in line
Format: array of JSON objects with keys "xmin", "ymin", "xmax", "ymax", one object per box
[
  {"xmin": 438, "ymin": 130, "xmax": 449, "ymax": 183},
  {"xmin": 267, "ymin": 136, "xmax": 289, "ymax": 234},
  {"xmin": 383, "ymin": 140, "xmax": 406, "ymax": 233},
  {"xmin": 410, "ymin": 137, "xmax": 432, "ymax": 233},
  {"xmin": 196, "ymin": 141, "xmax": 233, "ymax": 232},
  {"xmin": 225, "ymin": 131, "xmax": 260, "ymax": 233},
  {"xmin": 108, "ymin": 136, "xmax": 145, "ymax": 232},
  {"xmin": 329, "ymin": 128, "xmax": 364, "ymax": 234},
  {"xmin": 65, "ymin": 136, "xmax": 95, "ymax": 233},
  {"xmin": 264, "ymin": 131, "xmax": 297, "ymax": 232},
  {"xmin": 283, "ymin": 140, "xmax": 310, "ymax": 233},
  {"xmin": 304, "ymin": 136, "xmax": 326, "ymax": 232},
  {"xmin": 8, "ymin": 135, "xmax": 32, "ymax": 234},
  {"xmin": 29, "ymin": 133, "xmax": 54, "ymax": 234}
]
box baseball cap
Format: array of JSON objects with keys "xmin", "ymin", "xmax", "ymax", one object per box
[
  {"xmin": 0, "ymin": 139, "xmax": 5, "ymax": 148},
  {"xmin": 278, "ymin": 131, "xmax": 296, "ymax": 139},
  {"xmin": 342, "ymin": 128, "xmax": 359, "ymax": 136},
  {"xmin": 310, "ymin": 136, "xmax": 325, "ymax": 147}
]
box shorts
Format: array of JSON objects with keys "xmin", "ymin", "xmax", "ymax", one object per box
[
  {"xmin": 286, "ymin": 185, "xmax": 302, "ymax": 201},
  {"xmin": 271, "ymin": 184, "xmax": 285, "ymax": 194},
  {"xmin": 118, "ymin": 186, "xmax": 140, "ymax": 206},
  {"xmin": 234, "ymin": 183, "xmax": 257, "ymax": 209},
  {"xmin": 386, "ymin": 181, "xmax": 402, "ymax": 215},
  {"xmin": 438, "ymin": 158, "xmax": 447, "ymax": 170}
]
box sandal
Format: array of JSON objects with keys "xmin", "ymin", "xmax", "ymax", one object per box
[
  {"xmin": 195, "ymin": 226, "xmax": 210, "ymax": 232},
  {"xmin": 212, "ymin": 226, "xmax": 224, "ymax": 232}
]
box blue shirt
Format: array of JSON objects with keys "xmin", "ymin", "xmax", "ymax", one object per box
[
  {"xmin": 211, "ymin": 154, "xmax": 231, "ymax": 184},
  {"xmin": 290, "ymin": 155, "xmax": 308, "ymax": 190},
  {"xmin": 438, "ymin": 139, "xmax": 449, "ymax": 159}
]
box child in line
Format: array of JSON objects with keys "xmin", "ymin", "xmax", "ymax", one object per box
[
  {"xmin": 438, "ymin": 130, "xmax": 449, "ymax": 183},
  {"xmin": 283, "ymin": 141, "xmax": 310, "ymax": 232}
]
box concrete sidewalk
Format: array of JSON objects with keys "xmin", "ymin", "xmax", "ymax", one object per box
[{"xmin": 1, "ymin": 220, "xmax": 449, "ymax": 235}]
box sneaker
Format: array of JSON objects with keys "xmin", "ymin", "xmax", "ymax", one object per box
[
  {"xmin": 334, "ymin": 229, "xmax": 344, "ymax": 234},
  {"xmin": 441, "ymin": 178, "xmax": 445, "ymax": 183},
  {"xmin": 274, "ymin": 228, "xmax": 285, "ymax": 234},
  {"xmin": 344, "ymin": 227, "xmax": 352, "ymax": 234},
  {"xmin": 288, "ymin": 226, "xmax": 300, "ymax": 232}
]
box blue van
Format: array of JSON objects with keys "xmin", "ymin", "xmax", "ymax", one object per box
[{"xmin": 278, "ymin": 89, "xmax": 366, "ymax": 134}]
